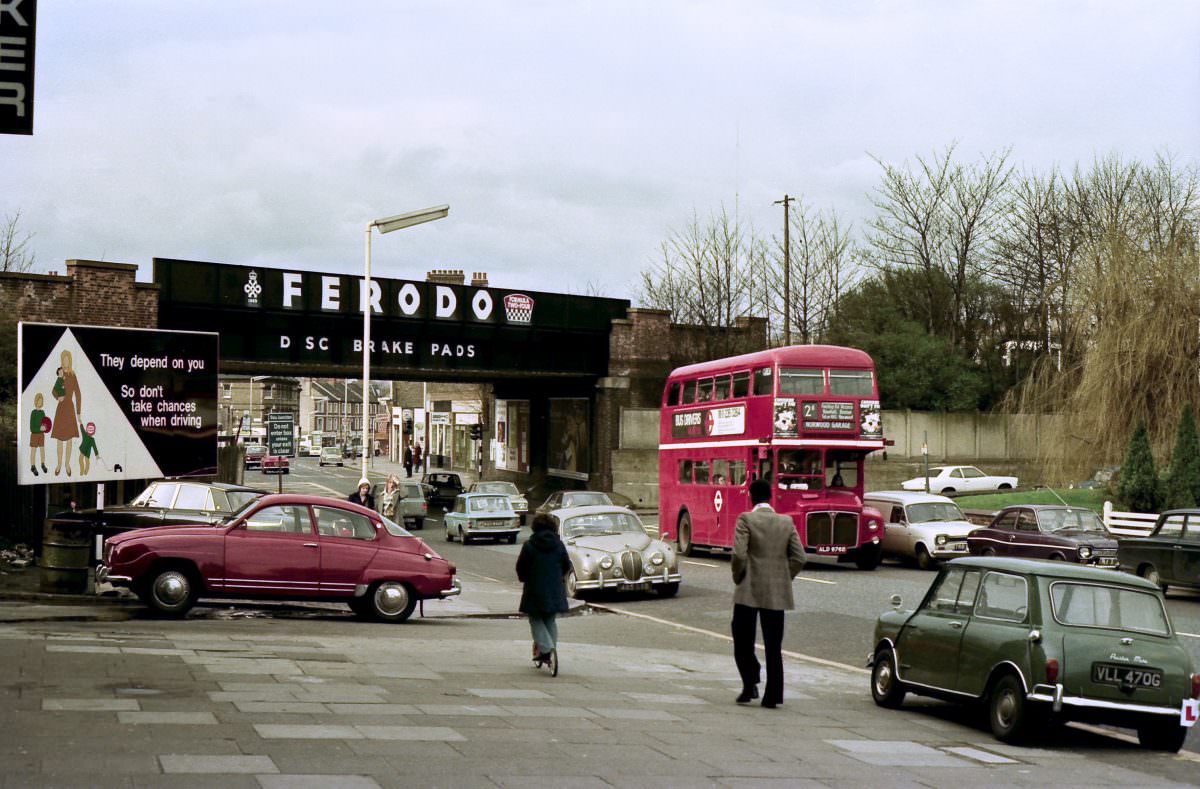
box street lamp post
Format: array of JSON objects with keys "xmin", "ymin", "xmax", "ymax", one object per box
[{"xmin": 362, "ymin": 205, "xmax": 450, "ymax": 480}]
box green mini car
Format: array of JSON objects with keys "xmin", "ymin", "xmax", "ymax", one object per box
[{"xmin": 868, "ymin": 557, "xmax": 1198, "ymax": 751}]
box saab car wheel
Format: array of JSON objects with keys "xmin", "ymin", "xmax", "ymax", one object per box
[
  {"xmin": 871, "ymin": 649, "xmax": 906, "ymax": 709},
  {"xmin": 1137, "ymin": 721, "xmax": 1188, "ymax": 752},
  {"xmin": 145, "ymin": 567, "xmax": 198, "ymax": 617},
  {"xmin": 678, "ymin": 513, "xmax": 695, "ymax": 556},
  {"xmin": 655, "ymin": 582, "xmax": 680, "ymax": 598},
  {"xmin": 915, "ymin": 544, "xmax": 936, "ymax": 571},
  {"xmin": 989, "ymin": 674, "xmax": 1031, "ymax": 743},
  {"xmin": 367, "ymin": 581, "xmax": 417, "ymax": 623}
]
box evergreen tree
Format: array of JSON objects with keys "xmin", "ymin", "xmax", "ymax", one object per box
[
  {"xmin": 1116, "ymin": 423, "xmax": 1160, "ymax": 513},
  {"xmin": 1163, "ymin": 404, "xmax": 1200, "ymax": 509}
]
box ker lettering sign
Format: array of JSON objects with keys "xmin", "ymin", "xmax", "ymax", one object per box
[
  {"xmin": 16, "ymin": 322, "xmax": 218, "ymax": 485},
  {"xmin": 0, "ymin": 0, "xmax": 36, "ymax": 135},
  {"xmin": 154, "ymin": 258, "xmax": 629, "ymax": 378}
]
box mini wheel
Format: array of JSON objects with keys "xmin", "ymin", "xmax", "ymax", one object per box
[
  {"xmin": 871, "ymin": 649, "xmax": 906, "ymax": 709},
  {"xmin": 1137, "ymin": 720, "xmax": 1188, "ymax": 752},
  {"xmin": 989, "ymin": 674, "xmax": 1031, "ymax": 743}
]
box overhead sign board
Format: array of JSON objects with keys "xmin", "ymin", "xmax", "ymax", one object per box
[
  {"xmin": 0, "ymin": 0, "xmax": 36, "ymax": 135},
  {"xmin": 17, "ymin": 322, "xmax": 219, "ymax": 485},
  {"xmin": 266, "ymin": 412, "xmax": 295, "ymax": 458},
  {"xmin": 154, "ymin": 258, "xmax": 629, "ymax": 377}
]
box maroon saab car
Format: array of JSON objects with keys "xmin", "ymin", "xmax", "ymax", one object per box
[
  {"xmin": 966, "ymin": 504, "xmax": 1118, "ymax": 567},
  {"xmin": 97, "ymin": 493, "xmax": 459, "ymax": 622}
]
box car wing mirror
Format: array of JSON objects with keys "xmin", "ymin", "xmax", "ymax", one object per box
[{"xmin": 890, "ymin": 594, "xmax": 902, "ymax": 608}]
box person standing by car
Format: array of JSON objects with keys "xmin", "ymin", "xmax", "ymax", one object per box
[
  {"xmin": 377, "ymin": 474, "xmax": 401, "ymax": 519},
  {"xmin": 516, "ymin": 513, "xmax": 570, "ymax": 664},
  {"xmin": 731, "ymin": 479, "xmax": 806, "ymax": 708},
  {"xmin": 414, "ymin": 439, "xmax": 423, "ymax": 474},
  {"xmin": 403, "ymin": 441, "xmax": 414, "ymax": 478},
  {"xmin": 348, "ymin": 478, "xmax": 375, "ymax": 510}
]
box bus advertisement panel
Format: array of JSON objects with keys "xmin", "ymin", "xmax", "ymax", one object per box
[{"xmin": 658, "ymin": 345, "xmax": 886, "ymax": 569}]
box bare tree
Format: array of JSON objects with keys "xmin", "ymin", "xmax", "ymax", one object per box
[{"xmin": 1, "ymin": 210, "xmax": 36, "ymax": 272}]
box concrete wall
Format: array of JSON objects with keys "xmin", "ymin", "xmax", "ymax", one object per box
[{"xmin": 616, "ymin": 406, "xmax": 1069, "ymax": 462}]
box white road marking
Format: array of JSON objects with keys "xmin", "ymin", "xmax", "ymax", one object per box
[
  {"xmin": 941, "ymin": 746, "xmax": 1017, "ymax": 764},
  {"xmin": 588, "ymin": 602, "xmax": 870, "ymax": 675},
  {"xmin": 796, "ymin": 576, "xmax": 837, "ymax": 586},
  {"xmin": 295, "ymin": 481, "xmax": 346, "ymax": 497},
  {"xmin": 682, "ymin": 560, "xmax": 719, "ymax": 569},
  {"xmin": 459, "ymin": 570, "xmax": 504, "ymax": 584}
]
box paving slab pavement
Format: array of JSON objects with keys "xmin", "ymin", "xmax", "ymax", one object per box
[{"xmin": 1, "ymin": 613, "xmax": 1198, "ymax": 788}]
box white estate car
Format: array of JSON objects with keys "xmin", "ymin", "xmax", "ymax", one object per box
[
  {"xmin": 865, "ymin": 491, "xmax": 976, "ymax": 570},
  {"xmin": 900, "ymin": 466, "xmax": 1017, "ymax": 495}
]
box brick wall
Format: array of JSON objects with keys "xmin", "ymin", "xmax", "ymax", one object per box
[{"xmin": 0, "ymin": 260, "xmax": 158, "ymax": 329}]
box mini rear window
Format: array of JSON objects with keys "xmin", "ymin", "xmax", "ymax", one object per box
[{"xmin": 1050, "ymin": 582, "xmax": 1170, "ymax": 636}]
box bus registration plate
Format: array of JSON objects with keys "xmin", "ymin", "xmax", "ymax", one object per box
[{"xmin": 814, "ymin": 545, "xmax": 848, "ymax": 555}]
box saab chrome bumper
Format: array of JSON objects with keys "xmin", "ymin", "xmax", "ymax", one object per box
[
  {"xmin": 438, "ymin": 577, "xmax": 462, "ymax": 598},
  {"xmin": 1028, "ymin": 683, "xmax": 1179, "ymax": 716},
  {"xmin": 95, "ymin": 564, "xmax": 131, "ymax": 586}
]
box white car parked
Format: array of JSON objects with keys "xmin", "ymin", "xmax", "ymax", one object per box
[
  {"xmin": 865, "ymin": 491, "xmax": 976, "ymax": 570},
  {"xmin": 900, "ymin": 465, "xmax": 1017, "ymax": 495}
]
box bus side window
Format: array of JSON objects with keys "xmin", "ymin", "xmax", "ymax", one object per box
[
  {"xmin": 712, "ymin": 459, "xmax": 729, "ymax": 485},
  {"xmin": 667, "ymin": 382, "xmax": 681, "ymax": 406},
  {"xmin": 697, "ymin": 378, "xmax": 714, "ymax": 402},
  {"xmin": 729, "ymin": 460, "xmax": 747, "ymax": 485},
  {"xmin": 714, "ymin": 375, "xmax": 731, "ymax": 401},
  {"xmin": 681, "ymin": 381, "xmax": 696, "ymax": 405},
  {"xmin": 678, "ymin": 460, "xmax": 693, "ymax": 484},
  {"xmin": 757, "ymin": 456, "xmax": 773, "ymax": 482},
  {"xmin": 732, "ymin": 371, "xmax": 750, "ymax": 398},
  {"xmin": 753, "ymin": 367, "xmax": 774, "ymax": 396},
  {"xmin": 694, "ymin": 461, "xmax": 710, "ymax": 485}
]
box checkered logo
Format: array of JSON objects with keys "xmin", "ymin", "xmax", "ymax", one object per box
[{"xmin": 503, "ymin": 293, "xmax": 534, "ymax": 323}]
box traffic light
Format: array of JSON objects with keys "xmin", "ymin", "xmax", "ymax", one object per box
[{"xmin": 469, "ymin": 423, "xmax": 483, "ymax": 441}]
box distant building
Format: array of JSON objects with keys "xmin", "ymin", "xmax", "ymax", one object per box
[{"xmin": 218, "ymin": 376, "xmax": 300, "ymax": 442}]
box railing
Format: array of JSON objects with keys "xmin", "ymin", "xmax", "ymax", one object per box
[{"xmin": 1102, "ymin": 501, "xmax": 1158, "ymax": 537}]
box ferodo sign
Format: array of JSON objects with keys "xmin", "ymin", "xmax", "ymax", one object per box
[{"xmin": 154, "ymin": 258, "xmax": 630, "ymax": 376}]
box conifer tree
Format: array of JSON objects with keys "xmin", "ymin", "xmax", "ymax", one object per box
[
  {"xmin": 1116, "ymin": 423, "xmax": 1160, "ymax": 513},
  {"xmin": 1163, "ymin": 404, "xmax": 1200, "ymax": 509}
]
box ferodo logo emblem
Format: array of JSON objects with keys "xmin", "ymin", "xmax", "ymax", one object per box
[{"xmin": 503, "ymin": 293, "xmax": 534, "ymax": 323}]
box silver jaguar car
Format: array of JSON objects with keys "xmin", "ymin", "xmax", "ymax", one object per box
[{"xmin": 548, "ymin": 505, "xmax": 681, "ymax": 598}]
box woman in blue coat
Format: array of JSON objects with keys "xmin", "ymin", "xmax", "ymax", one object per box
[{"xmin": 516, "ymin": 513, "xmax": 570, "ymax": 663}]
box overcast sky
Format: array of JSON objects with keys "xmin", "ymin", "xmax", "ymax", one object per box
[{"xmin": 5, "ymin": 1, "xmax": 1198, "ymax": 301}]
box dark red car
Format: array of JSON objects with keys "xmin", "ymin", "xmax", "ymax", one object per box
[
  {"xmin": 966, "ymin": 504, "xmax": 1118, "ymax": 567},
  {"xmin": 97, "ymin": 493, "xmax": 459, "ymax": 622}
]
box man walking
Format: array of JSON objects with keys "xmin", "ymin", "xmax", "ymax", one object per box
[
  {"xmin": 403, "ymin": 441, "xmax": 414, "ymax": 478},
  {"xmin": 731, "ymin": 479, "xmax": 806, "ymax": 708}
]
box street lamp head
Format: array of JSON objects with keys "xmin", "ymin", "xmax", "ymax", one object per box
[{"xmin": 371, "ymin": 205, "xmax": 450, "ymax": 234}]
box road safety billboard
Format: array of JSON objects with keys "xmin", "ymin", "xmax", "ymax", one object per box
[{"xmin": 17, "ymin": 322, "xmax": 219, "ymax": 485}]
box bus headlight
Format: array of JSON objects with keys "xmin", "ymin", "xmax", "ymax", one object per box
[{"xmin": 599, "ymin": 555, "xmax": 614, "ymax": 570}]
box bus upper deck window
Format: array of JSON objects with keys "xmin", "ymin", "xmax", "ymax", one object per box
[
  {"xmin": 714, "ymin": 375, "xmax": 731, "ymax": 400},
  {"xmin": 681, "ymin": 381, "xmax": 696, "ymax": 405},
  {"xmin": 697, "ymin": 378, "xmax": 714, "ymax": 402},
  {"xmin": 753, "ymin": 367, "xmax": 774, "ymax": 396},
  {"xmin": 732, "ymin": 371, "xmax": 750, "ymax": 398},
  {"xmin": 829, "ymin": 369, "xmax": 874, "ymax": 396},
  {"xmin": 667, "ymin": 382, "xmax": 681, "ymax": 406},
  {"xmin": 779, "ymin": 368, "xmax": 825, "ymax": 395}
]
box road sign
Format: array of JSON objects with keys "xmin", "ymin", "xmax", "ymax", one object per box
[
  {"xmin": 261, "ymin": 465, "xmax": 289, "ymax": 476},
  {"xmin": 267, "ymin": 412, "xmax": 295, "ymax": 458}
]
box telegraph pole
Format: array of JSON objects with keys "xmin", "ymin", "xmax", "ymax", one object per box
[{"xmin": 774, "ymin": 194, "xmax": 794, "ymax": 346}]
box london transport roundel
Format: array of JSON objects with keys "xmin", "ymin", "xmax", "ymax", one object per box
[
  {"xmin": 705, "ymin": 410, "xmax": 715, "ymax": 435},
  {"xmin": 714, "ymin": 490, "xmax": 723, "ymax": 512}
]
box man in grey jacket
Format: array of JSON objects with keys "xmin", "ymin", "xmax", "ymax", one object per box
[{"xmin": 731, "ymin": 478, "xmax": 807, "ymax": 707}]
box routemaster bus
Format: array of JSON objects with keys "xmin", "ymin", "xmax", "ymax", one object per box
[{"xmin": 658, "ymin": 345, "xmax": 887, "ymax": 569}]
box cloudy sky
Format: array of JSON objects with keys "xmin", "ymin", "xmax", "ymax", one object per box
[{"xmin": 5, "ymin": 1, "xmax": 1198, "ymax": 301}]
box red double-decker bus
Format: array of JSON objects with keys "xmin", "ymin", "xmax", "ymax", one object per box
[{"xmin": 658, "ymin": 345, "xmax": 886, "ymax": 569}]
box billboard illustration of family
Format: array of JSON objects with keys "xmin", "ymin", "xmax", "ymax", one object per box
[
  {"xmin": 17, "ymin": 323, "xmax": 219, "ymax": 486},
  {"xmin": 26, "ymin": 350, "xmax": 104, "ymax": 478}
]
